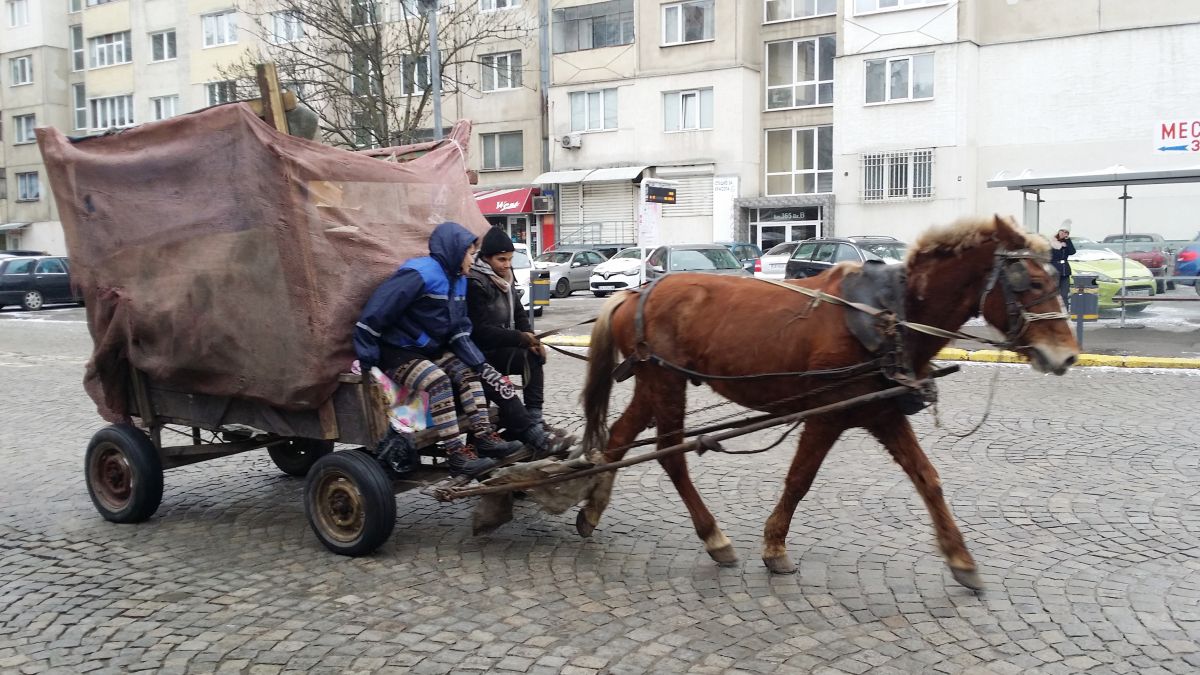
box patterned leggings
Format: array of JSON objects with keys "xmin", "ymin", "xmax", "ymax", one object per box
[{"xmin": 388, "ymin": 353, "xmax": 489, "ymax": 444}]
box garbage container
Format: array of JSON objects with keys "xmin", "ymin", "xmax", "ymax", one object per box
[
  {"xmin": 530, "ymin": 269, "xmax": 551, "ymax": 323},
  {"xmin": 1070, "ymin": 273, "xmax": 1100, "ymax": 321}
]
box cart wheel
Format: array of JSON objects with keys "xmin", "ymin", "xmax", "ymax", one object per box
[
  {"xmin": 84, "ymin": 424, "xmax": 163, "ymax": 523},
  {"xmin": 305, "ymin": 450, "xmax": 396, "ymax": 556},
  {"xmin": 268, "ymin": 438, "xmax": 333, "ymax": 477}
]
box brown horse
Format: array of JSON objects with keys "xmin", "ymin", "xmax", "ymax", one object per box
[{"xmin": 578, "ymin": 215, "xmax": 1078, "ymax": 590}]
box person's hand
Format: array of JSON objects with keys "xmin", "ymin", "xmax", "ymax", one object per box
[{"xmin": 523, "ymin": 332, "xmax": 546, "ymax": 358}]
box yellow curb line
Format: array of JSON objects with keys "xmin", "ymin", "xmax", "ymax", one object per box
[{"xmin": 543, "ymin": 336, "xmax": 1200, "ymax": 369}]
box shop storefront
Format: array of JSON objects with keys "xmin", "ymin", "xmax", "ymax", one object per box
[
  {"xmin": 474, "ymin": 187, "xmax": 545, "ymax": 253},
  {"xmin": 749, "ymin": 206, "xmax": 823, "ymax": 251}
]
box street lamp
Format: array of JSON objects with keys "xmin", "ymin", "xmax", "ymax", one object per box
[{"xmin": 418, "ymin": 0, "xmax": 442, "ymax": 140}]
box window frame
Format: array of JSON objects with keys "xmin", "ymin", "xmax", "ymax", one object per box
[
  {"xmin": 764, "ymin": 125, "xmax": 833, "ymax": 196},
  {"xmin": 481, "ymin": 50, "xmax": 522, "ymax": 92},
  {"xmin": 663, "ymin": 88, "xmax": 713, "ymax": 132},
  {"xmin": 70, "ymin": 25, "xmax": 85, "ymax": 71},
  {"xmin": 853, "ymin": 0, "xmax": 947, "ymax": 16},
  {"xmin": 69, "ymin": 0, "xmax": 81, "ymax": 13},
  {"xmin": 860, "ymin": 148, "xmax": 935, "ymax": 202},
  {"xmin": 13, "ymin": 114, "xmax": 36, "ymax": 144},
  {"xmin": 479, "ymin": 0, "xmax": 520, "ymax": 11},
  {"xmin": 480, "ymin": 130, "xmax": 523, "ymax": 171},
  {"xmin": 202, "ymin": 11, "xmax": 238, "ymax": 48},
  {"xmin": 72, "ymin": 83, "xmax": 87, "ymax": 130},
  {"xmin": 765, "ymin": 35, "xmax": 835, "ymax": 110},
  {"xmin": 89, "ymin": 94, "xmax": 135, "ymax": 131},
  {"xmin": 7, "ymin": 0, "xmax": 29, "ymax": 28},
  {"xmin": 150, "ymin": 30, "xmax": 178, "ymax": 62},
  {"xmin": 270, "ymin": 10, "xmax": 305, "ymax": 44},
  {"xmin": 205, "ymin": 80, "xmax": 238, "ymax": 106},
  {"xmin": 151, "ymin": 95, "xmax": 179, "ymax": 121},
  {"xmin": 661, "ymin": 0, "xmax": 714, "ymax": 47},
  {"xmin": 9, "ymin": 55, "xmax": 32, "ymax": 86},
  {"xmin": 568, "ymin": 88, "xmax": 619, "ymax": 133},
  {"xmin": 16, "ymin": 171, "xmax": 39, "ymax": 202},
  {"xmin": 763, "ymin": 0, "xmax": 836, "ymax": 24},
  {"xmin": 35, "ymin": 259, "xmax": 67, "ymax": 275},
  {"xmin": 551, "ymin": 0, "xmax": 635, "ymax": 55},
  {"xmin": 864, "ymin": 52, "xmax": 934, "ymax": 104},
  {"xmin": 88, "ymin": 31, "xmax": 133, "ymax": 69}
]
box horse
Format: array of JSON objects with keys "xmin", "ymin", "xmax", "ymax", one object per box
[{"xmin": 577, "ymin": 215, "xmax": 1078, "ymax": 590}]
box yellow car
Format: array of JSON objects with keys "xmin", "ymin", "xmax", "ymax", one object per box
[{"xmin": 1070, "ymin": 245, "xmax": 1156, "ymax": 312}]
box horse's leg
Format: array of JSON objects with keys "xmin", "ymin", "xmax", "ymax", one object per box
[
  {"xmin": 868, "ymin": 414, "xmax": 983, "ymax": 591},
  {"xmin": 576, "ymin": 380, "xmax": 654, "ymax": 538},
  {"xmin": 761, "ymin": 418, "xmax": 842, "ymax": 574}
]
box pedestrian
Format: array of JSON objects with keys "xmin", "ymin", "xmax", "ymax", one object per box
[
  {"xmin": 354, "ymin": 221, "xmax": 524, "ymax": 477},
  {"xmin": 1049, "ymin": 225, "xmax": 1076, "ymax": 309},
  {"xmin": 467, "ymin": 227, "xmax": 569, "ymax": 459}
]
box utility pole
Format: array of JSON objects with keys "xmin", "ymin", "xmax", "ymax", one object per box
[{"xmin": 421, "ymin": 0, "xmax": 442, "ymax": 140}]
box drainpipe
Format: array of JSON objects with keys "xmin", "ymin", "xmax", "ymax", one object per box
[{"xmin": 539, "ymin": 0, "xmax": 551, "ymax": 172}]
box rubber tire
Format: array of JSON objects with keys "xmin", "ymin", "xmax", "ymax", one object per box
[
  {"xmin": 593, "ymin": 291, "xmax": 610, "ymax": 298},
  {"xmin": 1125, "ymin": 304, "xmax": 1148, "ymax": 314},
  {"xmin": 554, "ymin": 278, "xmax": 571, "ymax": 298},
  {"xmin": 84, "ymin": 424, "xmax": 164, "ymax": 523},
  {"xmin": 1156, "ymin": 280, "xmax": 1166, "ymax": 294},
  {"xmin": 268, "ymin": 438, "xmax": 333, "ymax": 477},
  {"xmin": 533, "ymin": 307, "xmax": 543, "ymax": 317},
  {"xmin": 305, "ymin": 450, "xmax": 396, "ymax": 556},
  {"xmin": 21, "ymin": 290, "xmax": 44, "ymax": 311}
]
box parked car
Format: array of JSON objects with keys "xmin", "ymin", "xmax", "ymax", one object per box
[
  {"xmin": 543, "ymin": 243, "xmax": 632, "ymax": 260},
  {"xmin": 1101, "ymin": 233, "xmax": 1171, "ymax": 292},
  {"xmin": 1175, "ymin": 234, "xmax": 1200, "ymax": 295},
  {"xmin": 0, "ymin": 249, "xmax": 50, "ymax": 257},
  {"xmin": 534, "ymin": 248, "xmax": 606, "ymax": 298},
  {"xmin": 510, "ymin": 243, "xmax": 543, "ymax": 317},
  {"xmin": 1071, "ymin": 240, "xmax": 1156, "ymax": 311},
  {"xmin": 0, "ymin": 255, "xmax": 82, "ymax": 310},
  {"xmin": 589, "ymin": 246, "xmax": 653, "ymax": 297},
  {"xmin": 755, "ymin": 241, "xmax": 801, "ymax": 280},
  {"xmin": 717, "ymin": 241, "xmax": 763, "ymax": 273},
  {"xmin": 644, "ymin": 244, "xmax": 750, "ymax": 281},
  {"xmin": 784, "ymin": 236, "xmax": 908, "ymax": 279}
]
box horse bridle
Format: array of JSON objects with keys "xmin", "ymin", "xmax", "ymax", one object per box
[{"xmin": 981, "ymin": 249, "xmax": 1069, "ymax": 349}]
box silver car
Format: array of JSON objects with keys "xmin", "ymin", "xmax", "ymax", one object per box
[
  {"xmin": 534, "ymin": 249, "xmax": 606, "ymax": 298},
  {"xmin": 645, "ymin": 244, "xmax": 751, "ymax": 280}
]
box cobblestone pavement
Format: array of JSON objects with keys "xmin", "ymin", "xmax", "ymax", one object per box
[{"xmin": 1, "ymin": 316, "xmax": 1199, "ymax": 674}]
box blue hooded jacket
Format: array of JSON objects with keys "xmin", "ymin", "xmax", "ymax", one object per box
[{"xmin": 354, "ymin": 222, "xmax": 488, "ymax": 371}]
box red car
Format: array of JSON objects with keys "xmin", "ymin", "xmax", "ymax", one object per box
[{"xmin": 1101, "ymin": 233, "xmax": 1171, "ymax": 293}]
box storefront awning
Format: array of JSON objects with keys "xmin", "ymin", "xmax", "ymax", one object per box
[
  {"xmin": 987, "ymin": 165, "xmax": 1200, "ymax": 190},
  {"xmin": 533, "ymin": 169, "xmax": 592, "ymax": 184},
  {"xmin": 0, "ymin": 222, "xmax": 30, "ymax": 232},
  {"xmin": 475, "ymin": 187, "xmax": 535, "ymax": 215},
  {"xmin": 583, "ymin": 165, "xmax": 648, "ymax": 182}
]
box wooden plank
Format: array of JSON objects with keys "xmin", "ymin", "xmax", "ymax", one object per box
[{"xmin": 255, "ymin": 63, "xmax": 288, "ymax": 133}]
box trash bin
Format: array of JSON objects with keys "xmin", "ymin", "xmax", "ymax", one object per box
[
  {"xmin": 1070, "ymin": 273, "xmax": 1100, "ymax": 321},
  {"xmin": 530, "ymin": 269, "xmax": 551, "ymax": 321}
]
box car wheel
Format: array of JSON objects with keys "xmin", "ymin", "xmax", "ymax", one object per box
[
  {"xmin": 533, "ymin": 307, "xmax": 543, "ymax": 317},
  {"xmin": 21, "ymin": 290, "xmax": 44, "ymax": 311},
  {"xmin": 554, "ymin": 278, "xmax": 571, "ymax": 298},
  {"xmin": 1125, "ymin": 304, "xmax": 1148, "ymax": 314},
  {"xmin": 1156, "ymin": 280, "xmax": 1166, "ymax": 294},
  {"xmin": 593, "ymin": 291, "xmax": 610, "ymax": 298}
]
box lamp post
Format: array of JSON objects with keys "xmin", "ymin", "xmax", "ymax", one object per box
[{"xmin": 418, "ymin": 0, "xmax": 442, "ymax": 140}]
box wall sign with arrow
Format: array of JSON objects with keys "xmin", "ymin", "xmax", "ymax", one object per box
[{"xmin": 1155, "ymin": 120, "xmax": 1200, "ymax": 153}]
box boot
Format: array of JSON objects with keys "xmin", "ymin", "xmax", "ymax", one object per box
[
  {"xmin": 521, "ymin": 423, "xmax": 576, "ymax": 460},
  {"xmin": 446, "ymin": 444, "xmax": 497, "ymax": 477},
  {"xmin": 528, "ymin": 408, "xmax": 569, "ymax": 439},
  {"xmin": 473, "ymin": 430, "xmax": 524, "ymax": 459}
]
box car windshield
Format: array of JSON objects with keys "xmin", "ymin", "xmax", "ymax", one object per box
[
  {"xmin": 613, "ymin": 248, "xmax": 643, "ymax": 260},
  {"xmin": 536, "ymin": 252, "xmax": 572, "ymax": 264},
  {"xmin": 765, "ymin": 242, "xmax": 798, "ymax": 256},
  {"xmin": 669, "ymin": 248, "xmax": 741, "ymax": 271},
  {"xmin": 512, "ymin": 251, "xmax": 531, "ymax": 269},
  {"xmin": 859, "ymin": 243, "xmax": 908, "ymax": 263}
]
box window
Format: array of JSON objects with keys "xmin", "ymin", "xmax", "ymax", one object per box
[
  {"xmin": 17, "ymin": 172, "xmax": 39, "ymax": 201},
  {"xmin": 396, "ymin": 0, "xmax": 449, "ymax": 15},
  {"xmin": 480, "ymin": 0, "xmax": 519, "ymax": 9},
  {"xmin": 5, "ymin": 259, "xmax": 35, "ymax": 274},
  {"xmin": 35, "ymin": 259, "xmax": 66, "ymax": 274},
  {"xmin": 481, "ymin": 131, "xmax": 522, "ymax": 170},
  {"xmin": 89, "ymin": 31, "xmax": 133, "ymax": 68},
  {"xmin": 766, "ymin": 36, "xmax": 834, "ymax": 109},
  {"xmin": 206, "ymin": 80, "xmax": 237, "ymax": 105},
  {"xmin": 865, "ymin": 53, "xmax": 933, "ymax": 103},
  {"xmin": 203, "ymin": 11, "xmax": 237, "ymax": 47},
  {"xmin": 151, "ymin": 95, "xmax": 179, "ymax": 121},
  {"xmin": 13, "ymin": 114, "xmax": 36, "ymax": 144},
  {"xmin": 351, "ymin": 0, "xmax": 379, "ymax": 25},
  {"xmin": 71, "ymin": 26, "xmax": 85, "ymax": 71},
  {"xmin": 86, "ymin": 0, "xmax": 116, "ymax": 5},
  {"xmin": 400, "ymin": 53, "xmax": 432, "ymax": 95},
  {"xmin": 765, "ymin": 0, "xmax": 836, "ymax": 22},
  {"xmin": 151, "ymin": 31, "xmax": 177, "ymax": 62},
  {"xmin": 663, "ymin": 89, "xmax": 713, "ymax": 131},
  {"xmin": 90, "ymin": 95, "xmax": 134, "ymax": 130},
  {"xmin": 73, "ymin": 84, "xmax": 87, "ymax": 129},
  {"xmin": 662, "ymin": 0, "xmax": 713, "ymax": 45},
  {"xmin": 764, "ymin": 126, "xmax": 832, "ymax": 195},
  {"xmin": 552, "ymin": 0, "xmax": 634, "ymax": 54},
  {"xmin": 7, "ymin": 0, "xmax": 28, "ymax": 27},
  {"xmin": 9, "ymin": 56, "xmax": 31, "ymax": 85},
  {"xmin": 271, "ymin": 10, "xmax": 304, "ymax": 43},
  {"xmin": 69, "ymin": 0, "xmax": 81, "ymax": 12},
  {"xmin": 861, "ymin": 149, "xmax": 934, "ymax": 201},
  {"xmin": 854, "ymin": 0, "xmax": 944, "ymax": 14},
  {"xmin": 481, "ymin": 51, "xmax": 521, "ymax": 92},
  {"xmin": 569, "ymin": 88, "xmax": 618, "ymax": 132}
]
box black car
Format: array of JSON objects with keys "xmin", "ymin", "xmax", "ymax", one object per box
[
  {"xmin": 0, "ymin": 256, "xmax": 82, "ymax": 310},
  {"xmin": 784, "ymin": 236, "xmax": 908, "ymax": 279}
]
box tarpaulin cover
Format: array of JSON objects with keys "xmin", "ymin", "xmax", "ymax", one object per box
[{"xmin": 37, "ymin": 103, "xmax": 489, "ymax": 422}]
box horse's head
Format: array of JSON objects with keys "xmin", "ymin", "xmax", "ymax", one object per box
[{"xmin": 908, "ymin": 215, "xmax": 1079, "ymax": 375}]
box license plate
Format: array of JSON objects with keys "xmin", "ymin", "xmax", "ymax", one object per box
[
  {"xmin": 770, "ymin": 263, "xmax": 785, "ymax": 270},
  {"xmin": 1126, "ymin": 288, "xmax": 1151, "ymax": 296}
]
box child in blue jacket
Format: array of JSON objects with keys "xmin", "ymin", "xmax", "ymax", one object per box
[{"xmin": 354, "ymin": 222, "xmax": 522, "ymax": 477}]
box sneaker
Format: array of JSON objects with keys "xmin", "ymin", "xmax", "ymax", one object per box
[
  {"xmin": 446, "ymin": 445, "xmax": 497, "ymax": 477},
  {"xmin": 474, "ymin": 431, "xmax": 524, "ymax": 459},
  {"xmin": 528, "ymin": 408, "xmax": 568, "ymax": 438}
]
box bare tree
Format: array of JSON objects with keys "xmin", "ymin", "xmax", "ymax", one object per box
[{"xmin": 224, "ymin": 0, "xmax": 531, "ymax": 148}]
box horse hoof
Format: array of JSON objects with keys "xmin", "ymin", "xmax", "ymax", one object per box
[
  {"xmin": 762, "ymin": 555, "xmax": 797, "ymax": 575},
  {"xmin": 951, "ymin": 567, "xmax": 985, "ymax": 591},
  {"xmin": 708, "ymin": 544, "xmax": 739, "ymax": 566},
  {"xmin": 575, "ymin": 510, "xmax": 595, "ymax": 538}
]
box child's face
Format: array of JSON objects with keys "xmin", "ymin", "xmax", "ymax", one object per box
[{"xmin": 461, "ymin": 242, "xmax": 479, "ymax": 274}]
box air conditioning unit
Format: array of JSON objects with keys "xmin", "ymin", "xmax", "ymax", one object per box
[
  {"xmin": 560, "ymin": 133, "xmax": 582, "ymax": 149},
  {"xmin": 532, "ymin": 196, "xmax": 555, "ymax": 213}
]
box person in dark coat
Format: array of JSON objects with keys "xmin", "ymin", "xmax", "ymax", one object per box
[
  {"xmin": 467, "ymin": 228, "xmax": 567, "ymax": 457},
  {"xmin": 354, "ymin": 221, "xmax": 523, "ymax": 477},
  {"xmin": 1049, "ymin": 226, "xmax": 1076, "ymax": 308}
]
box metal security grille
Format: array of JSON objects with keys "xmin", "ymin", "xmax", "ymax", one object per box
[
  {"xmin": 662, "ymin": 175, "xmax": 713, "ymax": 218},
  {"xmin": 861, "ymin": 149, "xmax": 934, "ymax": 202}
]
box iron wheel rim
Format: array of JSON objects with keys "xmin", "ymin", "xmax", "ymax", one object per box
[
  {"xmin": 90, "ymin": 442, "xmax": 133, "ymax": 512},
  {"xmin": 313, "ymin": 471, "xmax": 365, "ymax": 544}
]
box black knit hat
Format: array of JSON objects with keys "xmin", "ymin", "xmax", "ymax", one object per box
[{"xmin": 480, "ymin": 226, "xmax": 515, "ymax": 258}]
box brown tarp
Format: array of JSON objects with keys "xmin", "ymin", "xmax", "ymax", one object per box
[{"xmin": 37, "ymin": 103, "xmax": 489, "ymax": 422}]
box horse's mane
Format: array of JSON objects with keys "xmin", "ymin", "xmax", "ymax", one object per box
[{"xmin": 908, "ymin": 215, "xmax": 1048, "ymax": 261}]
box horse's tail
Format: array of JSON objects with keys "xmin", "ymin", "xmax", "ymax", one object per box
[{"xmin": 581, "ymin": 291, "xmax": 631, "ymax": 454}]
